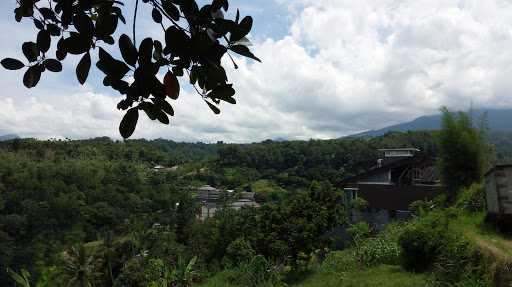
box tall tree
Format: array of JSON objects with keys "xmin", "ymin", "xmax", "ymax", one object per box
[
  {"xmin": 438, "ymin": 107, "xmax": 488, "ymax": 202},
  {"xmin": 1, "ymin": 0, "xmax": 260, "ymax": 138}
]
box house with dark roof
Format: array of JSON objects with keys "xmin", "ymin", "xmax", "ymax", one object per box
[{"xmin": 340, "ymin": 148, "xmax": 442, "ymax": 229}]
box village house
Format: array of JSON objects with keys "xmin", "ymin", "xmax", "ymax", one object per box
[
  {"xmin": 340, "ymin": 148, "xmax": 442, "ymax": 230},
  {"xmin": 196, "ymin": 185, "xmax": 259, "ymax": 220}
]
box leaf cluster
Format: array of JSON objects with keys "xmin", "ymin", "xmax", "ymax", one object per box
[{"xmin": 2, "ymin": 0, "xmax": 260, "ymax": 138}]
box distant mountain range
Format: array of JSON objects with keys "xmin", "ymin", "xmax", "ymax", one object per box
[
  {"xmin": 0, "ymin": 134, "xmax": 19, "ymax": 141},
  {"xmin": 350, "ymin": 109, "xmax": 512, "ymax": 138}
]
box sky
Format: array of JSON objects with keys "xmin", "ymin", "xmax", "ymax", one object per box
[{"xmin": 2, "ymin": 0, "xmax": 512, "ymax": 142}]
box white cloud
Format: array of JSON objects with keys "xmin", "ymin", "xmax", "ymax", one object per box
[{"xmin": 2, "ymin": 0, "xmax": 512, "ymax": 141}]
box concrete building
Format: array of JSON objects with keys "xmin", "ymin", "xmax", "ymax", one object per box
[
  {"xmin": 340, "ymin": 148, "xmax": 442, "ymax": 229},
  {"xmin": 196, "ymin": 187, "xmax": 259, "ymax": 220}
]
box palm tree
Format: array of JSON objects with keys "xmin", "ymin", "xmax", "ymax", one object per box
[
  {"xmin": 62, "ymin": 244, "xmax": 102, "ymax": 287},
  {"xmin": 7, "ymin": 268, "xmax": 31, "ymax": 287}
]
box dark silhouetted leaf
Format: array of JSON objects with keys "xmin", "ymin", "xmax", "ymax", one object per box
[
  {"xmin": 22, "ymin": 42, "xmax": 39, "ymax": 62},
  {"xmin": 153, "ymin": 98, "xmax": 175, "ymax": 116},
  {"xmin": 164, "ymin": 71, "xmax": 180, "ymax": 99},
  {"xmin": 47, "ymin": 24, "xmax": 61, "ymax": 36},
  {"xmin": 39, "ymin": 7, "xmax": 57, "ymax": 22},
  {"xmin": 23, "ymin": 65, "xmax": 42, "ymax": 88},
  {"xmin": 102, "ymin": 36, "xmax": 115, "ymax": 45},
  {"xmin": 138, "ymin": 38, "xmax": 153, "ymax": 64},
  {"xmin": 229, "ymin": 45, "xmax": 261, "ymax": 62},
  {"xmin": 162, "ymin": 1, "xmax": 180, "ymax": 21},
  {"xmin": 139, "ymin": 102, "xmax": 158, "ymax": 120},
  {"xmin": 165, "ymin": 26, "xmax": 190, "ymax": 56},
  {"xmin": 191, "ymin": 32, "xmax": 213, "ymax": 56},
  {"xmin": 152, "ymin": 8, "xmax": 162, "ymax": 23},
  {"xmin": 15, "ymin": 8, "xmax": 22, "ymax": 22},
  {"xmin": 119, "ymin": 108, "xmax": 139, "ymax": 138},
  {"xmin": 1, "ymin": 58, "xmax": 25, "ymax": 70},
  {"xmin": 110, "ymin": 79, "xmax": 130, "ymax": 95},
  {"xmin": 119, "ymin": 34, "xmax": 137, "ymax": 66},
  {"xmin": 33, "ymin": 19, "xmax": 44, "ymax": 29},
  {"xmin": 76, "ymin": 52, "xmax": 91, "ymax": 84},
  {"xmin": 230, "ymin": 16, "xmax": 252, "ymax": 42},
  {"xmin": 37, "ymin": 30, "xmax": 51, "ymax": 53},
  {"xmin": 204, "ymin": 66, "xmax": 228, "ymax": 90},
  {"xmin": 74, "ymin": 12, "xmax": 94, "ymax": 38},
  {"xmin": 64, "ymin": 32, "xmax": 91, "ymax": 54},
  {"xmin": 112, "ymin": 7, "xmax": 126, "ymax": 24},
  {"xmin": 208, "ymin": 84, "xmax": 236, "ymax": 104},
  {"xmin": 56, "ymin": 37, "xmax": 67, "ymax": 60},
  {"xmin": 205, "ymin": 100, "xmax": 220, "ymax": 114},
  {"xmin": 161, "ymin": 100, "xmax": 174, "ymax": 116},
  {"xmin": 95, "ymin": 12, "xmax": 118, "ymax": 37},
  {"xmin": 43, "ymin": 59, "xmax": 62, "ymax": 72},
  {"xmin": 212, "ymin": 0, "xmax": 229, "ymax": 11},
  {"xmin": 97, "ymin": 48, "xmax": 130, "ymax": 80},
  {"xmin": 156, "ymin": 109, "xmax": 169, "ymax": 124}
]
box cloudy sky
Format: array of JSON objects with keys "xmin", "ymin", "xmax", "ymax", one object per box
[{"xmin": 2, "ymin": 0, "xmax": 512, "ymax": 142}]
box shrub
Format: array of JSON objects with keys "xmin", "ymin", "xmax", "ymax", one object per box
[
  {"xmin": 409, "ymin": 200, "xmax": 434, "ymax": 217},
  {"xmin": 322, "ymin": 250, "xmax": 357, "ymax": 272},
  {"xmin": 455, "ymin": 183, "xmax": 485, "ymax": 213},
  {"xmin": 351, "ymin": 197, "xmax": 369, "ymax": 211},
  {"xmin": 355, "ymin": 237, "xmax": 401, "ymax": 267},
  {"xmin": 224, "ymin": 237, "xmax": 256, "ymax": 266},
  {"xmin": 398, "ymin": 211, "xmax": 478, "ymax": 284},
  {"xmin": 226, "ymin": 255, "xmax": 281, "ymax": 287},
  {"xmin": 346, "ymin": 222, "xmax": 371, "ymax": 244},
  {"xmin": 398, "ymin": 211, "xmax": 454, "ymax": 272},
  {"xmin": 432, "ymin": 234, "xmax": 475, "ymax": 282}
]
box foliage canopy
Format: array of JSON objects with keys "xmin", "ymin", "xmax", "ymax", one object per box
[{"xmin": 438, "ymin": 108, "xmax": 488, "ymax": 201}]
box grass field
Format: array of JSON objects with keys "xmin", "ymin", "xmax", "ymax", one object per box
[
  {"xmin": 293, "ymin": 265, "xmax": 431, "ymax": 287},
  {"xmin": 451, "ymin": 212, "xmax": 512, "ymax": 258},
  {"xmin": 200, "ymin": 264, "xmax": 432, "ymax": 287}
]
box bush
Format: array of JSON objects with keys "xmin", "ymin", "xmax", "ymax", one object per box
[
  {"xmin": 456, "ymin": 183, "xmax": 485, "ymax": 213},
  {"xmin": 346, "ymin": 222, "xmax": 371, "ymax": 244},
  {"xmin": 399, "ymin": 212, "xmax": 458, "ymax": 272},
  {"xmin": 223, "ymin": 238, "xmax": 256, "ymax": 266},
  {"xmin": 351, "ymin": 197, "xmax": 369, "ymax": 211},
  {"xmin": 355, "ymin": 237, "xmax": 401, "ymax": 267},
  {"xmin": 432, "ymin": 234, "xmax": 475, "ymax": 282},
  {"xmin": 225, "ymin": 255, "xmax": 281, "ymax": 287},
  {"xmin": 322, "ymin": 250, "xmax": 357, "ymax": 272},
  {"xmin": 398, "ymin": 211, "xmax": 478, "ymax": 283}
]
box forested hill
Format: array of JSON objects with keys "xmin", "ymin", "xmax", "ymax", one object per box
[
  {"xmin": 0, "ymin": 137, "xmax": 218, "ymax": 165},
  {"xmin": 1, "ymin": 131, "xmax": 512, "ymax": 285},
  {"xmin": 0, "ymin": 131, "xmax": 438, "ymax": 285},
  {"xmin": 351, "ymin": 108, "xmax": 512, "ymax": 137},
  {"xmin": 0, "ymin": 134, "xmax": 19, "ymax": 141}
]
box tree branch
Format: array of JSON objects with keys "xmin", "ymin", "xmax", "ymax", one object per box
[{"xmin": 133, "ymin": 0, "xmax": 139, "ymax": 47}]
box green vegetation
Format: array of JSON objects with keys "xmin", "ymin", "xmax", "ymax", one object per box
[
  {"xmin": 2, "ymin": 124, "xmax": 512, "ymax": 286},
  {"xmin": 294, "ymin": 265, "xmax": 431, "ymax": 287},
  {"xmin": 438, "ymin": 107, "xmax": 489, "ymax": 201}
]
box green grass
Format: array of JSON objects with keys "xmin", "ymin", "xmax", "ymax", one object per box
[
  {"xmin": 200, "ymin": 212, "xmax": 511, "ymax": 287},
  {"xmin": 450, "ymin": 212, "xmax": 512, "ymax": 258},
  {"xmin": 293, "ymin": 265, "xmax": 430, "ymax": 287},
  {"xmin": 198, "ymin": 271, "xmax": 237, "ymax": 287},
  {"xmin": 199, "ymin": 265, "xmax": 432, "ymax": 287}
]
